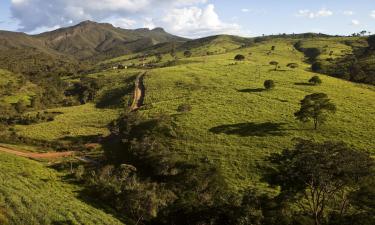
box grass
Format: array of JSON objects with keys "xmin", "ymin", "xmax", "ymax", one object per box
[
  {"xmin": 15, "ymin": 104, "xmax": 119, "ymax": 141},
  {"xmin": 139, "ymin": 38, "xmax": 375, "ymax": 191},
  {"xmin": 0, "ymin": 152, "xmax": 124, "ymax": 225}
]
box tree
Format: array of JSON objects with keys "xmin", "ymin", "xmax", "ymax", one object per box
[
  {"xmin": 269, "ymin": 61, "xmax": 279, "ymax": 71},
  {"xmin": 183, "ymin": 50, "xmax": 192, "ymax": 58},
  {"xmin": 271, "ymin": 46, "xmax": 276, "ymax": 51},
  {"xmin": 287, "ymin": 63, "xmax": 299, "ymax": 69},
  {"xmin": 294, "ymin": 93, "xmax": 336, "ymax": 129},
  {"xmin": 367, "ymin": 35, "xmax": 375, "ymax": 49},
  {"xmin": 14, "ymin": 99, "xmax": 28, "ymax": 114},
  {"xmin": 267, "ymin": 139, "xmax": 374, "ymax": 225},
  {"xmin": 234, "ymin": 54, "xmax": 245, "ymax": 61},
  {"xmin": 309, "ymin": 76, "xmax": 322, "ymax": 85},
  {"xmin": 264, "ymin": 80, "xmax": 275, "ymax": 90}
]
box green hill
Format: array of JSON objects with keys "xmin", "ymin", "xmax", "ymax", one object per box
[{"xmin": 0, "ymin": 151, "xmax": 124, "ymax": 225}]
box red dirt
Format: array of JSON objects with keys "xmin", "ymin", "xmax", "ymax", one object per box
[{"xmin": 0, "ymin": 145, "xmax": 75, "ymax": 159}]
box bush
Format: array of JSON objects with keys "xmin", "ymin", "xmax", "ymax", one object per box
[
  {"xmin": 183, "ymin": 51, "xmax": 192, "ymax": 58},
  {"xmin": 311, "ymin": 62, "xmax": 323, "ymax": 72},
  {"xmin": 287, "ymin": 63, "xmax": 299, "ymax": 69},
  {"xmin": 177, "ymin": 104, "xmax": 192, "ymax": 113},
  {"xmin": 264, "ymin": 80, "xmax": 275, "ymax": 90},
  {"xmin": 234, "ymin": 54, "xmax": 245, "ymax": 61},
  {"xmin": 309, "ymin": 76, "xmax": 322, "ymax": 85}
]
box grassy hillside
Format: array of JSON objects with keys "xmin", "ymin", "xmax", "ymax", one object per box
[
  {"xmin": 0, "ymin": 152, "xmax": 124, "ymax": 224},
  {"xmin": 138, "ymin": 38, "xmax": 375, "ymax": 190}
]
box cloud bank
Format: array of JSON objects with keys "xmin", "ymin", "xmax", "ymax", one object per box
[{"xmin": 10, "ymin": 0, "xmax": 244, "ymax": 38}]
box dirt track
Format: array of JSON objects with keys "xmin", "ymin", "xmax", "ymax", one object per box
[
  {"xmin": 0, "ymin": 145, "xmax": 75, "ymax": 159},
  {"xmin": 130, "ymin": 72, "xmax": 146, "ymax": 111}
]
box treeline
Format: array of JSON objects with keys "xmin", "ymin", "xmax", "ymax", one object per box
[
  {"xmin": 295, "ymin": 36, "xmax": 375, "ymax": 85},
  {"xmin": 72, "ymin": 111, "xmax": 375, "ymax": 225}
]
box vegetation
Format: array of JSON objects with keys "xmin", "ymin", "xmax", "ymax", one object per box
[
  {"xmin": 294, "ymin": 93, "xmax": 336, "ymax": 130},
  {"xmin": 309, "ymin": 76, "xmax": 322, "ymax": 85},
  {"xmin": 234, "ymin": 54, "xmax": 245, "ymax": 61},
  {"xmin": 264, "ymin": 80, "xmax": 275, "ymax": 90},
  {"xmin": 0, "ymin": 23, "xmax": 374, "ymax": 224}
]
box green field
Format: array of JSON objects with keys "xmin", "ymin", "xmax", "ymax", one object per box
[
  {"xmin": 3, "ymin": 35, "xmax": 374, "ymax": 223},
  {"xmin": 15, "ymin": 104, "xmax": 119, "ymax": 141},
  {"xmin": 138, "ymin": 38, "xmax": 375, "ymax": 190},
  {"xmin": 0, "ymin": 152, "xmax": 123, "ymax": 225}
]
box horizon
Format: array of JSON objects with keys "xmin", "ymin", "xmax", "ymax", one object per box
[{"xmin": 0, "ymin": 0, "xmax": 374, "ymax": 38}]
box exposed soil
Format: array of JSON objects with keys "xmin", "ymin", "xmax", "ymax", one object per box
[
  {"xmin": 0, "ymin": 145, "xmax": 75, "ymax": 159},
  {"xmin": 130, "ymin": 72, "xmax": 146, "ymax": 111}
]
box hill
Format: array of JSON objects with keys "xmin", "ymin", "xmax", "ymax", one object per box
[{"xmin": 0, "ymin": 151, "xmax": 124, "ymax": 224}]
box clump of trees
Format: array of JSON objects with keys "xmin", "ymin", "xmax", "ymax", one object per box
[
  {"xmin": 294, "ymin": 93, "xmax": 336, "ymax": 129},
  {"xmin": 309, "ymin": 76, "xmax": 322, "ymax": 85},
  {"xmin": 234, "ymin": 54, "xmax": 245, "ymax": 61},
  {"xmin": 264, "ymin": 80, "xmax": 275, "ymax": 90}
]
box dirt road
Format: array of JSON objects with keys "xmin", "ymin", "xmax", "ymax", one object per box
[
  {"xmin": 130, "ymin": 72, "xmax": 146, "ymax": 111},
  {"xmin": 0, "ymin": 145, "xmax": 75, "ymax": 159}
]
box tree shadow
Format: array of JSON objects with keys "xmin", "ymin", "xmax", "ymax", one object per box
[
  {"xmin": 58, "ymin": 134, "xmax": 102, "ymax": 145},
  {"xmin": 209, "ymin": 122, "xmax": 287, "ymax": 137},
  {"xmin": 237, "ymin": 88, "xmax": 265, "ymax": 93},
  {"xmin": 294, "ymin": 82, "xmax": 314, "ymax": 86}
]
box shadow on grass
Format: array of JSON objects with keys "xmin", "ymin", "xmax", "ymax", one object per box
[
  {"xmin": 294, "ymin": 82, "xmax": 314, "ymax": 86},
  {"xmin": 59, "ymin": 134, "xmax": 102, "ymax": 145},
  {"xmin": 209, "ymin": 122, "xmax": 287, "ymax": 137},
  {"xmin": 238, "ymin": 88, "xmax": 265, "ymax": 93}
]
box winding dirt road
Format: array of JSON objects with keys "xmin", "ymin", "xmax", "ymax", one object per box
[
  {"xmin": 130, "ymin": 72, "xmax": 146, "ymax": 111},
  {"xmin": 0, "ymin": 145, "xmax": 75, "ymax": 159}
]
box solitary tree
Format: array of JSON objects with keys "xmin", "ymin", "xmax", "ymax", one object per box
[
  {"xmin": 234, "ymin": 54, "xmax": 245, "ymax": 61},
  {"xmin": 271, "ymin": 46, "xmax": 276, "ymax": 51},
  {"xmin": 264, "ymin": 80, "xmax": 275, "ymax": 90},
  {"xmin": 309, "ymin": 76, "xmax": 322, "ymax": 85},
  {"xmin": 294, "ymin": 93, "xmax": 336, "ymax": 129},
  {"xmin": 269, "ymin": 61, "xmax": 279, "ymax": 71},
  {"xmin": 267, "ymin": 139, "xmax": 374, "ymax": 225}
]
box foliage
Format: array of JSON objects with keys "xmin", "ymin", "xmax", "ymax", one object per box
[
  {"xmin": 234, "ymin": 54, "xmax": 245, "ymax": 61},
  {"xmin": 266, "ymin": 139, "xmax": 374, "ymax": 225},
  {"xmin": 264, "ymin": 80, "xmax": 275, "ymax": 90},
  {"xmin": 294, "ymin": 93, "xmax": 336, "ymax": 129},
  {"xmin": 184, "ymin": 50, "xmax": 192, "ymax": 58},
  {"xmin": 308, "ymin": 76, "xmax": 322, "ymax": 85},
  {"xmin": 269, "ymin": 61, "xmax": 279, "ymax": 70}
]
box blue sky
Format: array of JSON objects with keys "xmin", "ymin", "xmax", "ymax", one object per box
[{"xmin": 1, "ymin": 0, "xmax": 374, "ymax": 38}]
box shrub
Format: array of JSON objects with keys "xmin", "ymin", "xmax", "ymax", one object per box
[
  {"xmin": 177, "ymin": 104, "xmax": 192, "ymax": 113},
  {"xmin": 309, "ymin": 76, "xmax": 322, "ymax": 85},
  {"xmin": 269, "ymin": 61, "xmax": 279, "ymax": 71},
  {"xmin": 264, "ymin": 80, "xmax": 275, "ymax": 90},
  {"xmin": 183, "ymin": 50, "xmax": 192, "ymax": 58},
  {"xmin": 287, "ymin": 63, "xmax": 299, "ymax": 69},
  {"xmin": 311, "ymin": 62, "xmax": 323, "ymax": 72},
  {"xmin": 271, "ymin": 46, "xmax": 276, "ymax": 51},
  {"xmin": 234, "ymin": 54, "xmax": 245, "ymax": 61}
]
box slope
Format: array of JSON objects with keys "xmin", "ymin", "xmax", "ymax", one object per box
[
  {"xmin": 139, "ymin": 38, "xmax": 375, "ymax": 191},
  {"xmin": 0, "ymin": 152, "xmax": 124, "ymax": 225}
]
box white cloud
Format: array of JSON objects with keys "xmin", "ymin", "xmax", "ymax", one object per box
[
  {"xmin": 351, "ymin": 19, "xmax": 360, "ymax": 26},
  {"xmin": 103, "ymin": 17, "xmax": 137, "ymax": 29},
  {"xmin": 371, "ymin": 10, "xmax": 375, "ymax": 18},
  {"xmin": 297, "ymin": 8, "xmax": 333, "ymax": 19},
  {"xmin": 162, "ymin": 4, "xmax": 248, "ymax": 38},
  {"xmin": 143, "ymin": 17, "xmax": 156, "ymax": 29},
  {"xmin": 10, "ymin": 0, "xmax": 210, "ymax": 32},
  {"xmin": 343, "ymin": 10, "xmax": 354, "ymax": 16},
  {"xmin": 241, "ymin": 8, "xmax": 249, "ymax": 13}
]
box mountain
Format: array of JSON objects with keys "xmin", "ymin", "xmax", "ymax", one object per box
[
  {"xmin": 35, "ymin": 20, "xmax": 187, "ymax": 59},
  {"xmin": 0, "ymin": 20, "xmax": 187, "ymax": 74}
]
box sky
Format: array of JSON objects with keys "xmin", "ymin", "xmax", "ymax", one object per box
[{"xmin": 0, "ymin": 0, "xmax": 375, "ymax": 38}]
